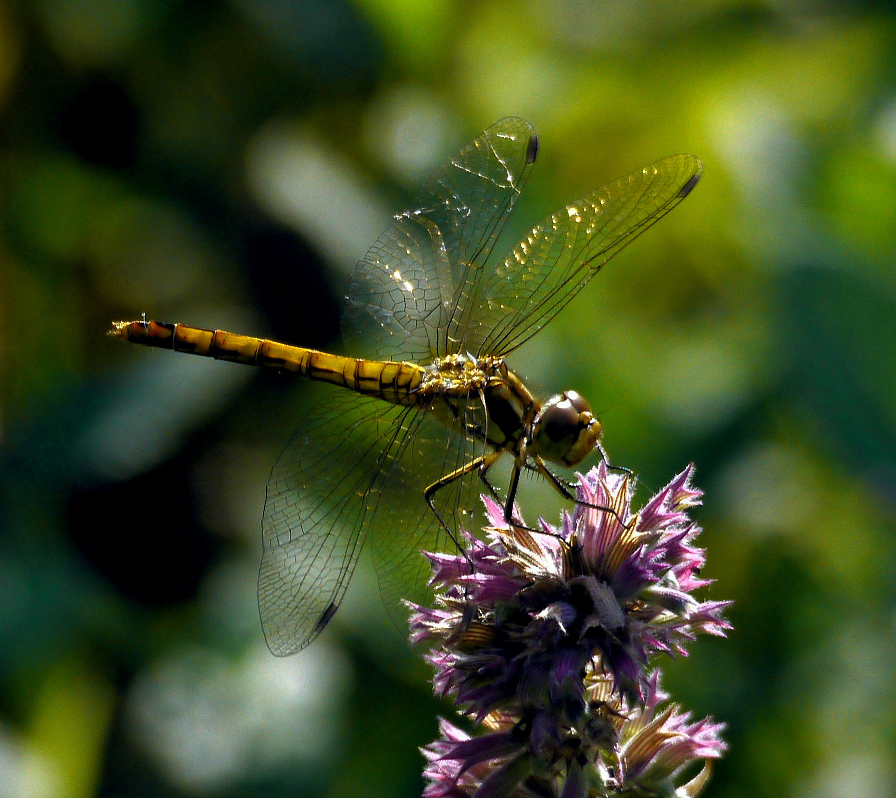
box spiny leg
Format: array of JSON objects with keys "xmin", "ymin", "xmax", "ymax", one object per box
[
  {"xmin": 505, "ymin": 454, "xmax": 630, "ymax": 558},
  {"xmin": 523, "ymin": 442, "xmax": 630, "ymax": 497},
  {"xmin": 423, "ymin": 452, "xmax": 500, "ymax": 550},
  {"xmin": 524, "ymin": 459, "xmax": 577, "ymax": 500},
  {"xmin": 594, "ymin": 439, "xmax": 635, "ymax": 481},
  {"xmin": 532, "ymin": 457, "xmax": 630, "ymax": 528},
  {"xmin": 502, "ymin": 451, "xmax": 543, "ymax": 529},
  {"xmin": 475, "ymin": 450, "xmax": 504, "ymax": 503},
  {"xmin": 423, "ymin": 451, "xmax": 502, "ymax": 626}
]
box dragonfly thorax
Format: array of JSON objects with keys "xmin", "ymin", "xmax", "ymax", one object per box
[
  {"xmin": 420, "ymin": 352, "xmax": 501, "ymax": 393},
  {"xmin": 531, "ymin": 390, "xmax": 602, "ymax": 467},
  {"xmin": 419, "ymin": 354, "xmax": 534, "ymax": 454}
]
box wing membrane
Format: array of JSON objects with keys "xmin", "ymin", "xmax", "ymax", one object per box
[
  {"xmin": 259, "ymin": 391, "xmax": 401, "ymax": 655},
  {"xmin": 259, "ymin": 386, "xmax": 490, "ymax": 655},
  {"xmin": 468, "ymin": 154, "xmax": 703, "ymax": 358},
  {"xmin": 342, "ymin": 117, "xmax": 538, "ymax": 364},
  {"xmin": 370, "ymin": 390, "xmax": 492, "ymax": 627}
]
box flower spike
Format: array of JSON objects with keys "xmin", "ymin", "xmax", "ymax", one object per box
[{"xmin": 410, "ymin": 463, "xmax": 730, "ymax": 798}]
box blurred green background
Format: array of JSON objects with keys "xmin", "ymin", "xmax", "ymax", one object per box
[{"xmin": 2, "ymin": 0, "xmax": 895, "ymax": 796}]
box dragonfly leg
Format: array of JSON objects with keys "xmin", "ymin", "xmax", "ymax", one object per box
[
  {"xmin": 423, "ymin": 452, "xmax": 501, "ymax": 545},
  {"xmin": 422, "ymin": 452, "xmax": 503, "ymax": 615},
  {"xmin": 604, "ymin": 462, "xmax": 635, "ymax": 480},
  {"xmin": 475, "ymin": 452, "xmax": 505, "ymax": 503},
  {"xmin": 503, "ymin": 452, "xmax": 529, "ymax": 525},
  {"xmin": 502, "ymin": 456, "xmax": 581, "ymax": 543},
  {"xmin": 528, "ymin": 459, "xmax": 578, "ymax": 500},
  {"xmin": 532, "ymin": 458, "xmax": 629, "ymax": 528},
  {"xmin": 523, "ymin": 460, "xmax": 578, "ymax": 491},
  {"xmin": 594, "ymin": 440, "xmax": 635, "ymax": 480}
]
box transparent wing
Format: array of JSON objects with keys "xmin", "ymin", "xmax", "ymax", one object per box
[
  {"xmin": 259, "ymin": 392, "xmax": 398, "ymax": 655},
  {"xmin": 258, "ymin": 387, "xmax": 490, "ymax": 655},
  {"xmin": 466, "ymin": 154, "xmax": 703, "ymax": 358},
  {"xmin": 343, "ymin": 117, "xmax": 538, "ymax": 364},
  {"xmin": 369, "ymin": 395, "xmax": 491, "ymax": 631}
]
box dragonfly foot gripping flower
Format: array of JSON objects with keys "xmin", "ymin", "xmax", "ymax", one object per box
[{"xmin": 409, "ymin": 463, "xmax": 730, "ymax": 798}]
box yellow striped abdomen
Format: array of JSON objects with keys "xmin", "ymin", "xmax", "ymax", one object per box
[{"xmin": 109, "ymin": 320, "xmax": 425, "ymax": 405}]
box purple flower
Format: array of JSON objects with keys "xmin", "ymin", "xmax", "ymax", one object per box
[
  {"xmin": 410, "ymin": 463, "xmax": 730, "ymax": 798},
  {"xmin": 617, "ymin": 672, "xmax": 727, "ymax": 792}
]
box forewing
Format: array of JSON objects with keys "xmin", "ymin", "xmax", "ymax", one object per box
[
  {"xmin": 468, "ymin": 154, "xmax": 703, "ymax": 358},
  {"xmin": 343, "ymin": 118, "xmax": 538, "ymax": 364}
]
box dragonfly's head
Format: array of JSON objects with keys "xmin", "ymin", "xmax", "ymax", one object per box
[{"xmin": 533, "ymin": 391, "xmax": 602, "ymax": 467}]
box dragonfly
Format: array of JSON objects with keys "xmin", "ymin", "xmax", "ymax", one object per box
[{"xmin": 111, "ymin": 118, "xmax": 701, "ymax": 656}]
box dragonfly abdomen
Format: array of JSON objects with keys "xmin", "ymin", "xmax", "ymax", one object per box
[{"xmin": 110, "ymin": 320, "xmax": 425, "ymax": 404}]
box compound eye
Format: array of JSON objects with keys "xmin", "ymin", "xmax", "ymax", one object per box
[
  {"xmin": 564, "ymin": 390, "xmax": 591, "ymax": 415},
  {"xmin": 542, "ymin": 398, "xmax": 582, "ymax": 443},
  {"xmin": 536, "ymin": 393, "xmax": 601, "ymax": 466}
]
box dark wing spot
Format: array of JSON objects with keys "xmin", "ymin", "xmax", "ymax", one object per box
[
  {"xmin": 313, "ymin": 602, "xmax": 339, "ymax": 635},
  {"xmin": 526, "ymin": 133, "xmax": 539, "ymax": 164},
  {"xmin": 677, "ymin": 166, "xmax": 703, "ymax": 198}
]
